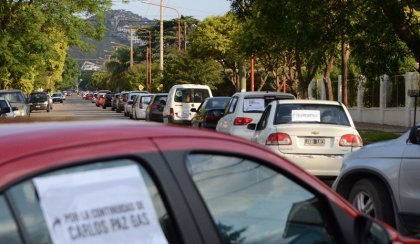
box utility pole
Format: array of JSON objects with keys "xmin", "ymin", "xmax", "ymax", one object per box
[{"xmin": 159, "ymin": 0, "xmax": 164, "ymax": 72}]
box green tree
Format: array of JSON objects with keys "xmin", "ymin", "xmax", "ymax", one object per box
[
  {"xmin": 163, "ymin": 50, "xmax": 225, "ymax": 95},
  {"xmin": 189, "ymin": 14, "xmax": 243, "ymax": 92},
  {"xmin": 374, "ymin": 0, "xmax": 420, "ymax": 70},
  {"xmin": 60, "ymin": 56, "xmax": 81, "ymax": 91},
  {"xmin": 0, "ymin": 0, "xmax": 111, "ymax": 91}
]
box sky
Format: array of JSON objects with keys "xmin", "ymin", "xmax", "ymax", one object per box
[{"xmin": 111, "ymin": 0, "xmax": 232, "ymax": 21}]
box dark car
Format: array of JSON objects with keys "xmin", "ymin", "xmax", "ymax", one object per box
[
  {"xmin": 111, "ymin": 93, "xmax": 121, "ymax": 111},
  {"xmin": 52, "ymin": 92, "xmax": 64, "ymax": 103},
  {"xmin": 28, "ymin": 92, "xmax": 52, "ymax": 112},
  {"xmin": 191, "ymin": 96, "xmax": 230, "ymax": 129},
  {"xmin": 102, "ymin": 92, "xmax": 115, "ymax": 109},
  {"xmin": 0, "ymin": 121, "xmax": 413, "ymax": 244},
  {"xmin": 0, "ymin": 89, "xmax": 30, "ymax": 117},
  {"xmin": 145, "ymin": 93, "xmax": 168, "ymax": 122},
  {"xmin": 116, "ymin": 91, "xmax": 129, "ymax": 113}
]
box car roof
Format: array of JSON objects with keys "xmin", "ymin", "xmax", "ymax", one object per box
[
  {"xmin": 232, "ymin": 91, "xmax": 295, "ymax": 98},
  {"xmin": 276, "ymin": 99, "xmax": 343, "ymax": 106},
  {"xmin": 0, "ymin": 89, "xmax": 23, "ymax": 93}
]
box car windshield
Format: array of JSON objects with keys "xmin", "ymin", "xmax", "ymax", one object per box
[
  {"xmin": 0, "ymin": 92, "xmax": 25, "ymax": 103},
  {"xmin": 52, "ymin": 93, "xmax": 61, "ymax": 97},
  {"xmin": 274, "ymin": 104, "xmax": 350, "ymax": 126},
  {"xmin": 30, "ymin": 93, "xmax": 47, "ymax": 101}
]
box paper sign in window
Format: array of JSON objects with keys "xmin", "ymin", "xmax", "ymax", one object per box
[
  {"xmin": 243, "ymin": 99, "xmax": 265, "ymax": 112},
  {"xmin": 33, "ymin": 165, "xmax": 168, "ymax": 244},
  {"xmin": 291, "ymin": 110, "xmax": 320, "ymax": 122}
]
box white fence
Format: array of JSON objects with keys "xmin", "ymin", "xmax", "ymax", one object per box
[{"xmin": 308, "ymin": 72, "xmax": 420, "ymax": 127}]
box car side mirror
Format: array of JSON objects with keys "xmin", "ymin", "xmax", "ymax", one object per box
[
  {"xmin": 247, "ymin": 123, "xmax": 257, "ymax": 130},
  {"xmin": 190, "ymin": 108, "xmax": 197, "ymax": 112},
  {"xmin": 408, "ymin": 126, "xmax": 419, "ymax": 144},
  {"xmin": 354, "ymin": 215, "xmax": 391, "ymax": 244}
]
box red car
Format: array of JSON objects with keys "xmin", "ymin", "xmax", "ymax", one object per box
[
  {"xmin": 0, "ymin": 121, "xmax": 417, "ymax": 244},
  {"xmin": 85, "ymin": 93, "xmax": 93, "ymax": 100}
]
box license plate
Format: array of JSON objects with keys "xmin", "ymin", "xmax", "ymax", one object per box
[
  {"xmin": 304, "ymin": 138, "xmax": 325, "ymax": 146},
  {"xmin": 182, "ymin": 111, "xmax": 189, "ymax": 118}
]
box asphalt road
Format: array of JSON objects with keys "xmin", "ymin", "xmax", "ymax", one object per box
[{"xmin": 29, "ymin": 95, "xmax": 144, "ymax": 122}]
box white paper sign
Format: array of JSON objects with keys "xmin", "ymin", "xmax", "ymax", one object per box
[
  {"xmin": 33, "ymin": 165, "xmax": 168, "ymax": 244},
  {"xmin": 243, "ymin": 99, "xmax": 265, "ymax": 112},
  {"xmin": 291, "ymin": 110, "xmax": 320, "ymax": 122}
]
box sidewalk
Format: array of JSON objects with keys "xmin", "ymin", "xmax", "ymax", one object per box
[{"xmin": 354, "ymin": 122, "xmax": 410, "ymax": 135}]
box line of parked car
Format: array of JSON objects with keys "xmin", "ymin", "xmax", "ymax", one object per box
[{"xmin": 82, "ymin": 85, "xmax": 420, "ymax": 239}]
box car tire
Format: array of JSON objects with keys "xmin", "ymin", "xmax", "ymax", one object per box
[
  {"xmin": 348, "ymin": 178, "xmax": 395, "ymax": 227},
  {"xmin": 47, "ymin": 107, "xmax": 50, "ymax": 112}
]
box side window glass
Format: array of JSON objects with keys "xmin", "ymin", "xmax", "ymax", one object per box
[
  {"xmin": 227, "ymin": 97, "xmax": 238, "ymax": 114},
  {"xmin": 0, "ymin": 195, "xmax": 23, "ymax": 244},
  {"xmin": 8, "ymin": 159, "xmax": 178, "ymax": 244},
  {"xmin": 186, "ymin": 154, "xmax": 335, "ymax": 244},
  {"xmin": 257, "ymin": 105, "xmax": 271, "ymax": 130}
]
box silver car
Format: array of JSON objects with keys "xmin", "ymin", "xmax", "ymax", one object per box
[
  {"xmin": 0, "ymin": 89, "xmax": 30, "ymax": 117},
  {"xmin": 333, "ymin": 124, "xmax": 420, "ymax": 237}
]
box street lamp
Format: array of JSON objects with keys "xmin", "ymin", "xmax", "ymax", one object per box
[
  {"xmin": 127, "ymin": 26, "xmax": 153, "ymax": 92},
  {"xmin": 141, "ymin": 1, "xmax": 181, "ymax": 51},
  {"xmin": 141, "ymin": 0, "xmax": 181, "ymax": 72}
]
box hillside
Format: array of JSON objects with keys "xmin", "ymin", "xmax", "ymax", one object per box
[{"xmin": 69, "ymin": 10, "xmax": 157, "ymax": 67}]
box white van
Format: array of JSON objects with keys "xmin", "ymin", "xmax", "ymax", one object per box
[{"xmin": 163, "ymin": 84, "xmax": 213, "ymax": 125}]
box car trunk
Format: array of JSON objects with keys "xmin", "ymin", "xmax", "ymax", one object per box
[{"xmin": 274, "ymin": 124, "xmax": 360, "ymax": 155}]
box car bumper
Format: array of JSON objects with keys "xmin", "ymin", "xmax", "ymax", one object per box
[
  {"xmin": 30, "ymin": 104, "xmax": 49, "ymax": 110},
  {"xmin": 274, "ymin": 151, "xmax": 344, "ymax": 177}
]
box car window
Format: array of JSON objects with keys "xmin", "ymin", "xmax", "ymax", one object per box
[
  {"xmin": 0, "ymin": 100, "xmax": 9, "ymax": 109},
  {"xmin": 186, "ymin": 154, "xmax": 335, "ymax": 244},
  {"xmin": 257, "ymin": 105, "xmax": 271, "ymax": 130},
  {"xmin": 0, "ymin": 195, "xmax": 22, "ymax": 243},
  {"xmin": 226, "ymin": 96, "xmax": 238, "ymax": 114},
  {"xmin": 275, "ymin": 104, "xmax": 350, "ymax": 126},
  {"xmin": 7, "ymin": 159, "xmax": 179, "ymax": 244},
  {"xmin": 192, "ymin": 89, "xmax": 210, "ymax": 103}
]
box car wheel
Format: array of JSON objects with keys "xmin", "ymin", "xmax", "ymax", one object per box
[
  {"xmin": 348, "ymin": 179, "xmax": 395, "ymax": 227},
  {"xmin": 124, "ymin": 112, "xmax": 128, "ymax": 117},
  {"xmin": 47, "ymin": 107, "xmax": 50, "ymax": 112},
  {"xmin": 60, "ymin": 100, "xmax": 63, "ymax": 103}
]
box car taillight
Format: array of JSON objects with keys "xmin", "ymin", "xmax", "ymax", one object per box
[
  {"xmin": 206, "ymin": 114, "xmax": 219, "ymax": 123},
  {"xmin": 149, "ymin": 104, "xmax": 158, "ymax": 110},
  {"xmin": 266, "ymin": 133, "xmax": 292, "ymax": 145},
  {"xmin": 169, "ymin": 108, "xmax": 174, "ymax": 119},
  {"xmin": 339, "ymin": 134, "xmax": 363, "ymax": 147},
  {"xmin": 233, "ymin": 117, "xmax": 253, "ymax": 125}
]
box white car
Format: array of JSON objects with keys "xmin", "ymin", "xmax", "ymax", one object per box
[
  {"xmin": 124, "ymin": 91, "xmax": 149, "ymax": 118},
  {"xmin": 132, "ymin": 94, "xmax": 153, "ymax": 120},
  {"xmin": 216, "ymin": 91, "xmax": 295, "ymax": 140},
  {"xmin": 163, "ymin": 84, "xmax": 213, "ymax": 125},
  {"xmin": 248, "ymin": 99, "xmax": 363, "ymax": 178},
  {"xmin": 0, "ymin": 97, "xmax": 17, "ymax": 118}
]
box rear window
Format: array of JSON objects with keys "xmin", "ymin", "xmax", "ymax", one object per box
[
  {"xmin": 174, "ymin": 88, "xmax": 210, "ymax": 103},
  {"xmin": 274, "ymin": 104, "xmax": 350, "ymax": 126},
  {"xmin": 206, "ymin": 98, "xmax": 230, "ymax": 110},
  {"xmin": 243, "ymin": 95, "xmax": 291, "ymax": 113}
]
